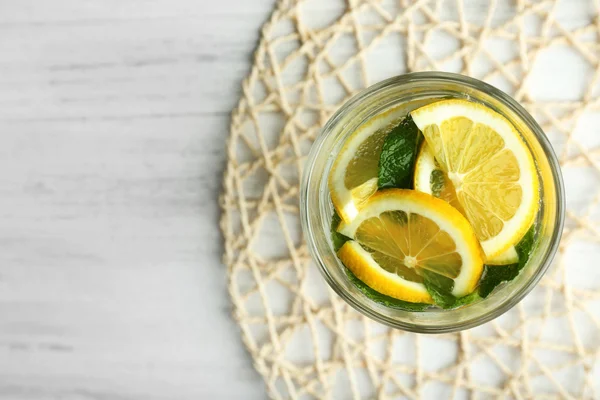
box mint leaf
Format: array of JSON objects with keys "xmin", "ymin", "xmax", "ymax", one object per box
[
  {"xmin": 421, "ymin": 269, "xmax": 480, "ymax": 309},
  {"xmin": 345, "ymin": 268, "xmax": 430, "ymax": 311},
  {"xmin": 424, "ymin": 280, "xmax": 481, "ymax": 309},
  {"xmin": 378, "ymin": 115, "xmax": 422, "ymax": 189},
  {"xmin": 454, "ymin": 291, "xmax": 481, "ymax": 307},
  {"xmin": 478, "ymin": 225, "xmax": 538, "ymax": 298},
  {"xmin": 430, "ymin": 169, "xmax": 446, "ymax": 197},
  {"xmin": 423, "ymin": 281, "xmax": 481, "ymax": 310},
  {"xmin": 424, "ymin": 280, "xmax": 457, "ymax": 309},
  {"xmin": 330, "ymin": 211, "xmax": 350, "ymax": 252},
  {"xmin": 515, "ymin": 224, "xmax": 537, "ymax": 260},
  {"xmin": 478, "ymin": 264, "xmax": 520, "ymax": 298}
]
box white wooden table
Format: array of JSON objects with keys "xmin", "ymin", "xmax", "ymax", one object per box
[{"xmin": 0, "ymin": 1, "xmax": 272, "ymax": 398}]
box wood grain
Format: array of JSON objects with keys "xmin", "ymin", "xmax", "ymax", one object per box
[{"xmin": 0, "ymin": 1, "xmax": 274, "ymax": 398}]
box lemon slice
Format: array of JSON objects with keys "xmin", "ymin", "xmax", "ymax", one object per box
[
  {"xmin": 337, "ymin": 189, "xmax": 484, "ymax": 301},
  {"xmin": 411, "ymin": 99, "xmax": 539, "ymax": 259},
  {"xmin": 328, "ymin": 106, "xmax": 407, "ymax": 222},
  {"xmin": 414, "ymin": 142, "xmax": 519, "ymax": 265}
]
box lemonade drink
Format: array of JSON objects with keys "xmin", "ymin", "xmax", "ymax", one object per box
[
  {"xmin": 301, "ymin": 73, "xmax": 564, "ymax": 331},
  {"xmin": 329, "ymin": 98, "xmax": 538, "ymax": 309}
]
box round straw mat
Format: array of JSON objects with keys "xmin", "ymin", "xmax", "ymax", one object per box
[{"xmin": 221, "ymin": 1, "xmax": 600, "ymax": 398}]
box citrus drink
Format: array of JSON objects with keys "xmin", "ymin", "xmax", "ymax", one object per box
[
  {"xmin": 328, "ymin": 98, "xmax": 540, "ymax": 309},
  {"xmin": 301, "ymin": 73, "xmax": 564, "ymax": 331}
]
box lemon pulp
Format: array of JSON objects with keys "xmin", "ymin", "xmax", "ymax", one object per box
[
  {"xmin": 338, "ymin": 190, "xmax": 484, "ymax": 300},
  {"xmin": 414, "ymin": 142, "xmax": 520, "ymax": 265},
  {"xmin": 411, "ymin": 99, "xmax": 539, "ymax": 259}
]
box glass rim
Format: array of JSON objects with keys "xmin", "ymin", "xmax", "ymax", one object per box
[{"xmin": 300, "ymin": 71, "xmax": 566, "ymax": 333}]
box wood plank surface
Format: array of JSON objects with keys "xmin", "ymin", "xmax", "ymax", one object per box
[{"xmin": 0, "ymin": 1, "xmax": 274, "ymax": 398}]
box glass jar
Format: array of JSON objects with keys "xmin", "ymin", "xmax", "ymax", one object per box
[{"xmin": 300, "ymin": 72, "xmax": 565, "ymax": 333}]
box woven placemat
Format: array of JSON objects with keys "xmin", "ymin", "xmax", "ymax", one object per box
[{"xmin": 221, "ymin": 0, "xmax": 600, "ymax": 398}]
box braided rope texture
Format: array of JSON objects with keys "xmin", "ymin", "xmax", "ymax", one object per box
[{"xmin": 221, "ymin": 0, "xmax": 600, "ymax": 398}]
